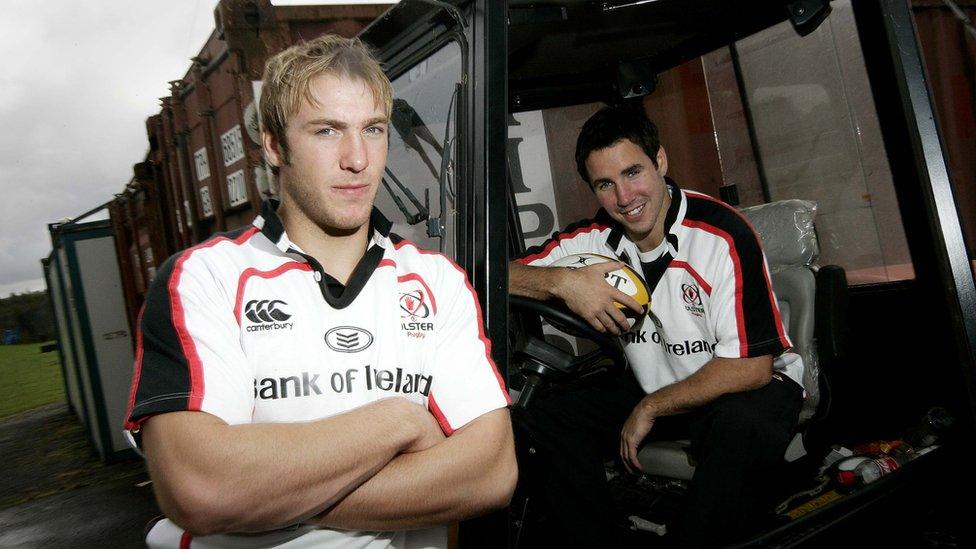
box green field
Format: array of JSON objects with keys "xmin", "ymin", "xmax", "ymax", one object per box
[{"xmin": 0, "ymin": 342, "xmax": 65, "ymax": 419}]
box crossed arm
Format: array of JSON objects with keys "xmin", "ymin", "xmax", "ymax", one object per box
[{"xmin": 141, "ymin": 399, "xmax": 516, "ymax": 536}]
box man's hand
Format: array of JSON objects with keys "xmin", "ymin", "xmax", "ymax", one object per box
[
  {"xmin": 620, "ymin": 396, "xmax": 657, "ymax": 472},
  {"xmin": 553, "ymin": 262, "xmax": 644, "ymax": 335},
  {"xmin": 311, "ymin": 408, "xmax": 516, "ymax": 531},
  {"xmin": 618, "ymin": 356, "xmax": 776, "ymax": 473}
]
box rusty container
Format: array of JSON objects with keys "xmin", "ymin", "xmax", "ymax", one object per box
[
  {"xmin": 111, "ymin": 0, "xmax": 392, "ymax": 337},
  {"xmin": 155, "ymin": 0, "xmax": 393, "ymax": 238}
]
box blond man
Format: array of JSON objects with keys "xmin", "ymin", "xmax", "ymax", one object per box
[{"xmin": 125, "ymin": 35, "xmax": 516, "ymax": 548}]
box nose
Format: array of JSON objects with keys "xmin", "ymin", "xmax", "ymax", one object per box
[
  {"xmin": 339, "ymin": 133, "xmax": 369, "ymax": 173},
  {"xmin": 614, "ymin": 180, "xmax": 633, "ymax": 206}
]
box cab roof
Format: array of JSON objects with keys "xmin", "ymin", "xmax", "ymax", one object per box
[{"xmin": 362, "ymin": 0, "xmax": 807, "ymax": 109}]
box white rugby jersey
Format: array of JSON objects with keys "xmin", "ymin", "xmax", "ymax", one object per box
[
  {"xmin": 125, "ymin": 201, "xmax": 510, "ymax": 549},
  {"xmin": 517, "ymin": 182, "xmax": 804, "ymax": 394}
]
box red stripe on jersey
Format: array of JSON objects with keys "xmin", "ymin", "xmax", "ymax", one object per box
[
  {"xmin": 668, "ymin": 261, "xmax": 712, "ymax": 296},
  {"xmin": 123, "ymin": 306, "xmax": 147, "ymax": 431},
  {"xmin": 516, "ymin": 222, "xmax": 608, "ymax": 264},
  {"xmin": 378, "ymin": 258, "xmax": 397, "ymax": 269},
  {"xmin": 683, "ymin": 192, "xmax": 789, "ymax": 347},
  {"xmin": 393, "ymin": 239, "xmax": 511, "ymax": 404},
  {"xmin": 428, "ymin": 393, "xmax": 454, "ymax": 435},
  {"xmin": 397, "ymin": 273, "xmax": 438, "ymax": 315},
  {"xmin": 681, "ymin": 219, "xmax": 748, "ymax": 355},
  {"xmin": 170, "ymin": 227, "xmax": 259, "ymax": 411},
  {"xmin": 179, "ymin": 531, "xmax": 192, "ymax": 549},
  {"xmin": 233, "ymin": 263, "xmax": 312, "ymax": 325}
]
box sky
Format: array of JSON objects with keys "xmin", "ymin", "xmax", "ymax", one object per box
[{"xmin": 0, "ymin": 0, "xmax": 395, "ymax": 298}]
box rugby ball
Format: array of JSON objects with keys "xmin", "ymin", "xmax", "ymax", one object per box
[{"xmin": 550, "ymin": 253, "xmax": 651, "ymax": 330}]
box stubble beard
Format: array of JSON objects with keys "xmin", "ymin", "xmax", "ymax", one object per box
[{"xmin": 279, "ymin": 171, "xmax": 376, "ymax": 237}]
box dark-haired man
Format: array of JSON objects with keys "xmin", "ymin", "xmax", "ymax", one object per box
[{"xmin": 510, "ymin": 105, "xmax": 804, "ymax": 547}]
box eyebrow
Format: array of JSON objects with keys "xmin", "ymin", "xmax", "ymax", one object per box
[
  {"xmin": 620, "ymin": 163, "xmax": 643, "ymax": 176},
  {"xmin": 303, "ymin": 116, "xmax": 389, "ymax": 130},
  {"xmin": 591, "ymin": 163, "xmax": 644, "ymax": 188}
]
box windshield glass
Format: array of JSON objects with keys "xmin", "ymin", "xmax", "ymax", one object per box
[
  {"xmin": 377, "ymin": 41, "xmax": 462, "ymax": 257},
  {"xmin": 511, "ymin": 0, "xmax": 912, "ymax": 285}
]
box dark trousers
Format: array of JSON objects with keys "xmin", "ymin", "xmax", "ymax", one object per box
[{"xmin": 512, "ymin": 370, "xmax": 803, "ymax": 548}]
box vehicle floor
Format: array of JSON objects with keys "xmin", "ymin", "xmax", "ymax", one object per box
[
  {"xmin": 0, "ymin": 403, "xmax": 160, "ymax": 548},
  {"xmin": 512, "ymin": 459, "xmax": 975, "ymax": 548}
]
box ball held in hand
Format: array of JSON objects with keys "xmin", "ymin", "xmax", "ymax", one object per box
[{"xmin": 550, "ymin": 253, "xmax": 651, "ymax": 329}]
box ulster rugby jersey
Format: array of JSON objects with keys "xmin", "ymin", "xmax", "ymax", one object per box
[
  {"xmin": 125, "ymin": 201, "xmax": 510, "ymax": 549},
  {"xmin": 517, "ymin": 181, "xmax": 803, "ymax": 395}
]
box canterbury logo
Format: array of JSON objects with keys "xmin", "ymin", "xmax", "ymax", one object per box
[
  {"xmin": 325, "ymin": 326, "xmax": 374, "ymax": 353},
  {"xmin": 245, "ymin": 300, "xmax": 292, "ymax": 323}
]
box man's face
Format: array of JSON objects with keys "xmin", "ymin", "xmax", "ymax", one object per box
[
  {"xmin": 265, "ymin": 74, "xmax": 389, "ymax": 234},
  {"xmin": 585, "ymin": 138, "xmax": 670, "ymax": 251}
]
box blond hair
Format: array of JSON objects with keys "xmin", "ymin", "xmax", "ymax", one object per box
[{"xmin": 259, "ymin": 34, "xmax": 393, "ymax": 172}]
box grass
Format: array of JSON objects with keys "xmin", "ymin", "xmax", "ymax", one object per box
[{"xmin": 0, "ymin": 341, "xmax": 65, "ymax": 419}]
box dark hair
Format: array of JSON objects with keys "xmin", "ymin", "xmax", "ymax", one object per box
[{"xmin": 574, "ymin": 104, "xmax": 660, "ymax": 185}]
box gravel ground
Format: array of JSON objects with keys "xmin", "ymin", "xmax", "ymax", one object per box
[{"xmin": 0, "ymin": 403, "xmax": 160, "ymax": 548}]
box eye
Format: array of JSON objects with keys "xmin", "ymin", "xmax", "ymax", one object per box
[
  {"xmin": 316, "ymin": 127, "xmax": 337, "ymax": 136},
  {"xmin": 626, "ymin": 167, "xmax": 642, "ymax": 178},
  {"xmin": 364, "ymin": 125, "xmax": 386, "ymax": 137},
  {"xmin": 596, "ymin": 181, "xmax": 613, "ymax": 192}
]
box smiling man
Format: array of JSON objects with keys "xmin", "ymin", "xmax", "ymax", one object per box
[
  {"xmin": 124, "ymin": 35, "xmax": 515, "ymax": 548},
  {"xmin": 509, "ymin": 105, "xmax": 804, "ymax": 547}
]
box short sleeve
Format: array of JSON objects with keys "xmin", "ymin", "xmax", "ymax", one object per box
[
  {"xmin": 425, "ymin": 260, "xmax": 511, "ymax": 435},
  {"xmin": 516, "ymin": 216, "xmax": 612, "ymax": 267},
  {"xmin": 708, "ymin": 220, "xmax": 792, "ymax": 359},
  {"xmin": 124, "ymin": 249, "xmax": 254, "ymax": 436}
]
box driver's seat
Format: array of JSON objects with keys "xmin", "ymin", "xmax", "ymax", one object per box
[{"xmin": 637, "ymin": 199, "xmax": 847, "ymax": 479}]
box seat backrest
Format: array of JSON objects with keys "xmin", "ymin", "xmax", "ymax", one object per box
[{"xmin": 739, "ymin": 199, "xmax": 821, "ymax": 424}]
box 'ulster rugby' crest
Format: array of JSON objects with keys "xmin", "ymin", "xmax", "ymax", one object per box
[
  {"xmin": 399, "ymin": 290, "xmax": 430, "ymax": 319},
  {"xmin": 398, "ymin": 277, "xmax": 436, "ymax": 337}
]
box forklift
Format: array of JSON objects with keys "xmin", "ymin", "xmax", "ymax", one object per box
[{"xmin": 359, "ymin": 0, "xmax": 976, "ymax": 545}]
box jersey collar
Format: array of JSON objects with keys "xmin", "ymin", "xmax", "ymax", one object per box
[
  {"xmin": 252, "ymin": 200, "xmax": 395, "ymax": 309},
  {"xmin": 604, "ymin": 178, "xmax": 684, "ymax": 258},
  {"xmin": 253, "ymin": 199, "xmax": 393, "ymax": 255}
]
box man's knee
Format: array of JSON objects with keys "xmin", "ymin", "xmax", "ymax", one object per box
[{"xmin": 696, "ymin": 389, "xmax": 799, "ymax": 462}]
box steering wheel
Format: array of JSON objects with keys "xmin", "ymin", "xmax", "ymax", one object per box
[{"xmin": 510, "ymin": 295, "xmax": 627, "ymax": 410}]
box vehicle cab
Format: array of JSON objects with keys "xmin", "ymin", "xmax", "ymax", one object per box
[{"xmin": 359, "ymin": 0, "xmax": 976, "ymax": 545}]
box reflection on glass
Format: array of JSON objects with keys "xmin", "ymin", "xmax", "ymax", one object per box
[
  {"xmin": 378, "ymin": 42, "xmax": 462, "ymax": 257},
  {"xmin": 724, "ymin": 0, "xmax": 913, "ymax": 283}
]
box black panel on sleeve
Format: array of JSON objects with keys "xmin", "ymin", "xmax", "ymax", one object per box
[
  {"xmin": 127, "ymin": 250, "xmax": 191, "ymax": 425},
  {"xmin": 684, "ymin": 195, "xmax": 786, "ymax": 358},
  {"xmin": 127, "ymin": 226, "xmax": 251, "ymax": 427}
]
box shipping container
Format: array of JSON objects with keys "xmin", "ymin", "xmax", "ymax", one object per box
[
  {"xmin": 162, "ymin": 0, "xmax": 393, "ymax": 235},
  {"xmin": 45, "ymin": 209, "xmax": 137, "ymax": 463},
  {"xmin": 110, "ymin": 0, "xmax": 392, "ymax": 336}
]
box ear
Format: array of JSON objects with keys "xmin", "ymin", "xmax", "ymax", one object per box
[
  {"xmin": 655, "ymin": 146, "xmax": 668, "ymax": 178},
  {"xmin": 262, "ymin": 131, "xmax": 284, "ymax": 169}
]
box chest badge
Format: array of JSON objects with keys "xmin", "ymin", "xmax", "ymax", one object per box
[
  {"xmin": 681, "ymin": 283, "xmax": 705, "ymax": 318},
  {"xmin": 325, "ymin": 326, "xmax": 374, "ymax": 353},
  {"xmin": 245, "ymin": 299, "xmax": 294, "ymax": 332},
  {"xmin": 399, "ymin": 282, "xmax": 435, "ymax": 338}
]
